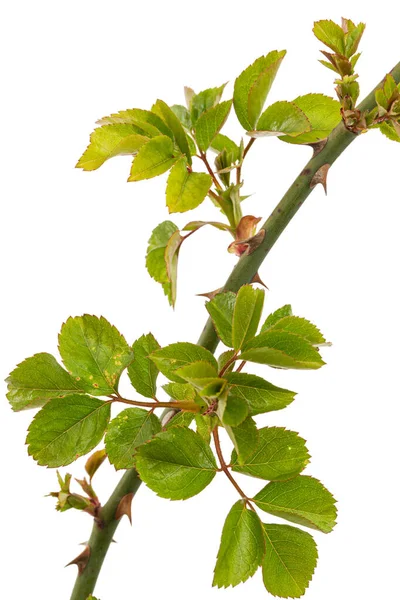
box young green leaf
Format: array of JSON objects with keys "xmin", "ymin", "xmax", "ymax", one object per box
[
  {"xmin": 254, "ymin": 475, "xmax": 337, "ymax": 533},
  {"xmin": 195, "ymin": 413, "xmax": 218, "ymax": 443},
  {"xmin": 135, "ymin": 427, "xmax": 217, "ymax": 500},
  {"xmin": 217, "ymin": 349, "xmax": 236, "ymax": 374},
  {"xmin": 380, "ymin": 121, "xmax": 400, "ymax": 142},
  {"xmin": 150, "ymin": 342, "xmax": 218, "ymax": 383},
  {"xmin": 58, "ymin": 315, "xmax": 132, "ymax": 396},
  {"xmin": 222, "ymin": 394, "xmax": 248, "ymax": 427},
  {"xmin": 279, "ymin": 94, "xmax": 341, "ymax": 145},
  {"xmin": 313, "ymin": 19, "xmax": 345, "ymax": 54},
  {"xmin": 265, "ymin": 316, "xmax": 326, "ymax": 345},
  {"xmin": 171, "ymin": 104, "xmax": 192, "ymax": 130},
  {"xmin": 164, "ymin": 410, "xmax": 195, "ymax": 430},
  {"xmin": 151, "ymin": 99, "xmax": 192, "ymax": 163},
  {"xmin": 195, "ymin": 100, "xmax": 233, "ymax": 151},
  {"xmin": 162, "ymin": 382, "xmax": 197, "ymax": 402},
  {"xmin": 146, "ymin": 220, "xmax": 178, "ymax": 303},
  {"xmin": 233, "ymin": 51, "xmax": 286, "ymax": 130},
  {"xmin": 213, "ymin": 500, "xmax": 265, "ymax": 588},
  {"xmin": 76, "ymin": 125, "xmax": 149, "ymax": 171},
  {"xmin": 96, "ymin": 108, "xmax": 173, "ymax": 139},
  {"xmin": 166, "ymin": 157, "xmax": 212, "ymax": 213},
  {"xmin": 226, "ymin": 416, "xmax": 259, "ymax": 464},
  {"xmin": 6, "ymin": 353, "xmax": 86, "ymax": 411},
  {"xmin": 240, "ymin": 330, "xmax": 325, "ymax": 369},
  {"xmin": 344, "ymin": 22, "xmax": 366, "ymax": 58},
  {"xmin": 232, "ymin": 285, "xmax": 264, "ymax": 350},
  {"xmin": 250, "ymin": 101, "xmax": 310, "ymax": 138},
  {"xmin": 164, "ymin": 229, "xmax": 184, "ymax": 307},
  {"xmin": 262, "ymin": 524, "xmax": 318, "ymax": 598},
  {"xmin": 206, "ymin": 292, "xmax": 236, "ymax": 348},
  {"xmin": 261, "ymin": 304, "xmax": 293, "ymax": 331},
  {"xmin": 225, "ymin": 372, "xmax": 296, "ymax": 416},
  {"xmin": 190, "ymin": 83, "xmax": 227, "ymax": 123},
  {"xmin": 128, "ymin": 334, "xmax": 160, "ymax": 399},
  {"xmin": 27, "ymin": 395, "xmax": 111, "ymax": 467},
  {"xmin": 182, "ymin": 220, "xmax": 232, "ymax": 233},
  {"xmin": 105, "ymin": 407, "xmax": 161, "ymax": 470},
  {"xmin": 232, "ymin": 426, "xmax": 309, "ymax": 481},
  {"xmin": 210, "ymin": 134, "xmax": 240, "ymax": 162},
  {"xmin": 174, "ymin": 360, "xmax": 218, "ymax": 387},
  {"xmin": 128, "ymin": 135, "xmax": 179, "ymax": 182}
]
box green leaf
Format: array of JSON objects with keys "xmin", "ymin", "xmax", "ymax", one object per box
[
  {"xmin": 195, "ymin": 100, "xmax": 233, "ymax": 151},
  {"xmin": 76, "ymin": 125, "xmax": 149, "ymax": 171},
  {"xmin": 261, "ymin": 304, "xmax": 293, "ymax": 331},
  {"xmin": 190, "ymin": 83, "xmax": 227, "ymax": 123},
  {"xmin": 146, "ymin": 220, "xmax": 178, "ymax": 305},
  {"xmin": 206, "ymin": 292, "xmax": 236, "ymax": 347},
  {"xmin": 254, "ymin": 475, "xmax": 337, "ymax": 533},
  {"xmin": 344, "ymin": 22, "xmax": 366, "ymax": 58},
  {"xmin": 128, "ymin": 135, "xmax": 180, "ymax": 182},
  {"xmin": 152, "ymin": 99, "xmax": 192, "ymax": 163},
  {"xmin": 96, "ymin": 108, "xmax": 173, "ymax": 139},
  {"xmin": 127, "ymin": 334, "xmax": 160, "ymax": 399},
  {"xmin": 233, "ymin": 51, "xmax": 286, "ymax": 130},
  {"xmin": 251, "ymin": 101, "xmax": 311, "ymax": 138},
  {"xmin": 27, "ymin": 395, "xmax": 111, "ymax": 467},
  {"xmin": 105, "ymin": 407, "xmax": 161, "ymax": 470},
  {"xmin": 164, "ymin": 411, "xmax": 195, "ymax": 430},
  {"xmin": 135, "ymin": 427, "xmax": 217, "ymax": 500},
  {"xmin": 380, "ymin": 121, "xmax": 400, "ymax": 142},
  {"xmin": 171, "ymin": 104, "xmax": 192, "ymax": 130},
  {"xmin": 195, "ymin": 414, "xmax": 218, "ymax": 443},
  {"xmin": 240, "ymin": 330, "xmax": 325, "ymax": 370},
  {"xmin": 166, "ymin": 157, "xmax": 212, "ymax": 213},
  {"xmin": 6, "ymin": 353, "xmax": 86, "ymax": 411},
  {"xmin": 265, "ymin": 316, "xmax": 326, "ymax": 345},
  {"xmin": 174, "ymin": 360, "xmax": 218, "ymax": 386},
  {"xmin": 262, "ymin": 524, "xmax": 318, "ymax": 598},
  {"xmin": 164, "ymin": 229, "xmax": 184, "ymax": 307},
  {"xmin": 227, "ymin": 416, "xmax": 259, "ymax": 464},
  {"xmin": 213, "ymin": 500, "xmax": 265, "ymax": 588},
  {"xmin": 182, "ymin": 220, "xmax": 232, "ymax": 232},
  {"xmin": 162, "ymin": 382, "xmax": 196, "ymax": 402},
  {"xmin": 218, "ymin": 393, "xmax": 248, "ymax": 427},
  {"xmin": 58, "ymin": 315, "xmax": 132, "ymax": 395},
  {"xmin": 150, "ymin": 342, "xmax": 218, "ymax": 383},
  {"xmin": 210, "ymin": 134, "xmax": 240, "ymax": 162},
  {"xmin": 279, "ymin": 94, "xmax": 341, "ymax": 144},
  {"xmin": 313, "ymin": 19, "xmax": 345, "ymax": 54},
  {"xmin": 232, "ymin": 426, "xmax": 309, "ymax": 481},
  {"xmin": 232, "ymin": 285, "xmax": 264, "ymax": 350},
  {"xmin": 225, "ymin": 372, "xmax": 296, "ymax": 416}
]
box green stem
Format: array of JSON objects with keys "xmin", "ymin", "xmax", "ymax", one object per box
[{"xmin": 69, "ymin": 61, "xmax": 400, "ymax": 600}]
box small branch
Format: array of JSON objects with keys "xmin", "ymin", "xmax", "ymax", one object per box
[
  {"xmin": 112, "ymin": 395, "xmax": 198, "ymax": 412},
  {"xmin": 198, "ymin": 151, "xmax": 223, "ymax": 190},
  {"xmin": 236, "ymin": 137, "xmax": 256, "ymax": 184},
  {"xmin": 212, "ymin": 427, "xmax": 254, "ymax": 509},
  {"xmin": 236, "ymin": 360, "xmax": 246, "ymax": 373},
  {"xmin": 218, "ymin": 351, "xmax": 239, "ymax": 377}
]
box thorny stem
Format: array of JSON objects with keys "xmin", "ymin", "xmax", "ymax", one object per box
[
  {"xmin": 69, "ymin": 61, "xmax": 400, "ymax": 600},
  {"xmin": 212, "ymin": 427, "xmax": 254, "ymax": 509}
]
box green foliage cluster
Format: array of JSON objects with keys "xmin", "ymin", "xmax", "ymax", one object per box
[{"xmin": 6, "ymin": 16, "xmax": 399, "ymax": 600}]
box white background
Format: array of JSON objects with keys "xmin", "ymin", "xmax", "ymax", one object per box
[{"xmin": 1, "ymin": 1, "xmax": 399, "ymax": 598}]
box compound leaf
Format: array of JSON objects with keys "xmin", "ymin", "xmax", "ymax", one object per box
[
  {"xmin": 135, "ymin": 427, "xmax": 217, "ymax": 500},
  {"xmin": 58, "ymin": 315, "xmax": 132, "ymax": 396},
  {"xmin": 166, "ymin": 157, "xmax": 212, "ymax": 213},
  {"xmin": 254, "ymin": 475, "xmax": 337, "ymax": 533},
  {"xmin": 105, "ymin": 407, "xmax": 161, "ymax": 470},
  {"xmin": 279, "ymin": 94, "xmax": 341, "ymax": 145},
  {"xmin": 6, "ymin": 353, "xmax": 86, "ymax": 411},
  {"xmin": 128, "ymin": 135, "xmax": 179, "ymax": 181},
  {"xmin": 313, "ymin": 19, "xmax": 345, "ymax": 54},
  {"xmin": 262, "ymin": 524, "xmax": 318, "ymax": 598},
  {"xmin": 152, "ymin": 99, "xmax": 192, "ymax": 163},
  {"xmin": 128, "ymin": 334, "xmax": 160, "ymax": 399},
  {"xmin": 232, "ymin": 426, "xmax": 309, "ymax": 481},
  {"xmin": 213, "ymin": 500, "xmax": 265, "ymax": 588},
  {"xmin": 27, "ymin": 395, "xmax": 111, "ymax": 467}
]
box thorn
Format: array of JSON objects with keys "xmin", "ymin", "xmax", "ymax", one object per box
[
  {"xmin": 308, "ymin": 138, "xmax": 328, "ymax": 157},
  {"xmin": 115, "ymin": 493, "xmax": 134, "ymax": 525},
  {"xmin": 252, "ymin": 272, "xmax": 269, "ymax": 289},
  {"xmin": 310, "ymin": 164, "xmax": 330, "ymax": 195},
  {"xmin": 66, "ymin": 545, "xmax": 91, "ymax": 575},
  {"xmin": 197, "ymin": 288, "xmax": 222, "ymax": 300}
]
